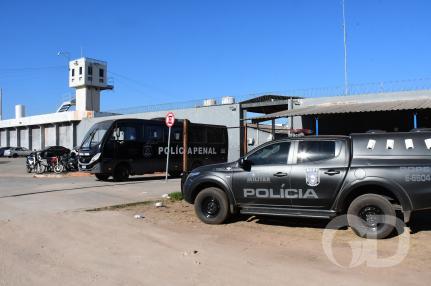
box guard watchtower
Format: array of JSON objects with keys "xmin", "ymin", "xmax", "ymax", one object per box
[{"xmin": 69, "ymin": 58, "xmax": 113, "ymax": 112}]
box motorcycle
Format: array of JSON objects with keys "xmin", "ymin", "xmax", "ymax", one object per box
[
  {"xmin": 26, "ymin": 153, "xmax": 36, "ymax": 173},
  {"xmin": 53, "ymin": 152, "xmax": 78, "ymax": 174}
]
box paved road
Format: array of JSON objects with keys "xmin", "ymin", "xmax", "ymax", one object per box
[{"xmin": 0, "ymin": 158, "xmax": 181, "ymax": 219}]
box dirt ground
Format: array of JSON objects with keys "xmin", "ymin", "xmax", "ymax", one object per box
[{"xmin": 1, "ymin": 199, "xmax": 431, "ymax": 286}]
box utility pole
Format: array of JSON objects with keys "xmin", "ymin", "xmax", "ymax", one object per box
[
  {"xmin": 342, "ymin": 0, "xmax": 349, "ymax": 96},
  {"xmin": 0, "ymin": 88, "xmax": 3, "ymax": 121}
]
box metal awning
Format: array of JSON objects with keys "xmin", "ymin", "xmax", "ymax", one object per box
[{"xmin": 247, "ymin": 97, "xmax": 431, "ymax": 122}]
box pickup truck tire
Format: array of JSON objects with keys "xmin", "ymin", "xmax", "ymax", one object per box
[
  {"xmin": 194, "ymin": 187, "xmax": 229, "ymax": 224},
  {"xmin": 347, "ymin": 194, "xmax": 396, "ymax": 239}
]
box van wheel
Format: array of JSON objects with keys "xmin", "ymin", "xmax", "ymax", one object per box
[
  {"xmin": 95, "ymin": 174, "xmax": 110, "ymax": 181},
  {"xmin": 113, "ymin": 165, "xmax": 129, "ymax": 181},
  {"xmin": 168, "ymin": 170, "xmax": 182, "ymax": 178},
  {"xmin": 194, "ymin": 187, "xmax": 229, "ymax": 224},
  {"xmin": 347, "ymin": 194, "xmax": 396, "ymax": 239}
]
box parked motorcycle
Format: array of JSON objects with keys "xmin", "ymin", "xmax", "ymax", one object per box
[
  {"xmin": 26, "ymin": 149, "xmax": 78, "ymax": 174},
  {"xmin": 25, "ymin": 153, "xmax": 36, "ymax": 173},
  {"xmin": 53, "ymin": 152, "xmax": 78, "ymax": 174}
]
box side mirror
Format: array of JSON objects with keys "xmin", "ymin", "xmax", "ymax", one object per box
[{"xmin": 239, "ymin": 158, "xmax": 252, "ymax": 171}]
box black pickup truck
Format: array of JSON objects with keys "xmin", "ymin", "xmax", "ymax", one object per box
[{"xmin": 182, "ymin": 131, "xmax": 431, "ymax": 239}]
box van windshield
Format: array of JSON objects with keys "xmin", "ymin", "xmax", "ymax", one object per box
[{"xmin": 81, "ymin": 122, "xmax": 112, "ymax": 150}]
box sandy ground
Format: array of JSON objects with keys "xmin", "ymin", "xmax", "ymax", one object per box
[
  {"xmin": 1, "ymin": 200, "xmax": 431, "ymax": 286},
  {"xmin": 1, "ymin": 158, "xmax": 431, "ymax": 285}
]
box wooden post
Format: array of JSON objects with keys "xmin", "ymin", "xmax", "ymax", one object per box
[
  {"xmin": 244, "ymin": 122, "xmax": 248, "ymax": 155},
  {"xmin": 183, "ymin": 119, "xmax": 189, "ymax": 173},
  {"xmin": 271, "ymin": 119, "xmax": 276, "ymax": 140}
]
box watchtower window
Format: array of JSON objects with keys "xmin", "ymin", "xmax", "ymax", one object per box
[
  {"xmin": 99, "ymin": 68, "xmax": 104, "ymax": 77},
  {"xmin": 88, "ymin": 66, "xmax": 93, "ymax": 75},
  {"xmin": 79, "ymin": 67, "xmax": 83, "ymax": 75},
  {"xmin": 71, "ymin": 68, "xmax": 75, "ymax": 77}
]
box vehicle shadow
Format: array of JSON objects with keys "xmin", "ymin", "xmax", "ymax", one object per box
[
  {"xmin": 229, "ymin": 214, "xmax": 342, "ymax": 230},
  {"xmin": 408, "ymin": 210, "xmax": 431, "ymax": 234},
  {"xmin": 0, "ymin": 175, "xmax": 179, "ymax": 199},
  {"xmin": 230, "ymin": 214, "xmax": 410, "ymax": 237},
  {"xmin": 103, "ymin": 175, "xmax": 180, "ymax": 182}
]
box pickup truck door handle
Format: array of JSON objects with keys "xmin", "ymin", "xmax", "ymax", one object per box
[
  {"xmin": 273, "ymin": 172, "xmax": 288, "ymax": 177},
  {"xmin": 324, "ymin": 170, "xmax": 340, "ymax": 176}
]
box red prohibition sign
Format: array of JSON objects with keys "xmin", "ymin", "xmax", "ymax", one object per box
[{"xmin": 165, "ymin": 112, "xmax": 175, "ymax": 127}]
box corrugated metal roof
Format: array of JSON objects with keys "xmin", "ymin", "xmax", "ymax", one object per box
[{"xmin": 249, "ymin": 97, "xmax": 431, "ymax": 122}]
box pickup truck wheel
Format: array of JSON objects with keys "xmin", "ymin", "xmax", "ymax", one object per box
[
  {"xmin": 347, "ymin": 194, "xmax": 396, "ymax": 239},
  {"xmin": 194, "ymin": 187, "xmax": 229, "ymax": 224}
]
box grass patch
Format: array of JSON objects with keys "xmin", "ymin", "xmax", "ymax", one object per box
[
  {"xmin": 86, "ymin": 200, "xmax": 154, "ymax": 212},
  {"xmin": 169, "ymin": 192, "xmax": 183, "ymax": 202}
]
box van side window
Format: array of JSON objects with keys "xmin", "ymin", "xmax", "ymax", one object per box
[
  {"xmin": 297, "ymin": 141, "xmax": 341, "ymax": 163},
  {"xmin": 146, "ymin": 126, "xmax": 163, "ymax": 141},
  {"xmin": 115, "ymin": 126, "xmax": 137, "ymax": 141},
  {"xmin": 247, "ymin": 142, "xmax": 290, "ymax": 165}
]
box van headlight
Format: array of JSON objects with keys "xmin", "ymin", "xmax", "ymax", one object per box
[{"xmin": 89, "ymin": 152, "xmax": 101, "ymax": 164}]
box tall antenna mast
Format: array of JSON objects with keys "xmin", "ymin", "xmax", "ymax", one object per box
[
  {"xmin": 0, "ymin": 88, "xmax": 2, "ymax": 121},
  {"xmin": 342, "ymin": 0, "xmax": 349, "ymax": 95}
]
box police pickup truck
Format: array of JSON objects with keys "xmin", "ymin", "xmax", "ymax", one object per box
[{"xmin": 182, "ymin": 131, "xmax": 431, "ymax": 239}]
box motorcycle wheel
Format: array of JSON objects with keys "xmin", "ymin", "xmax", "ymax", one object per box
[
  {"xmin": 36, "ymin": 164, "xmax": 45, "ymax": 174},
  {"xmin": 54, "ymin": 164, "xmax": 64, "ymax": 174}
]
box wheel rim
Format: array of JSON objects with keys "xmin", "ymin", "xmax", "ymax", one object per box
[
  {"xmin": 359, "ymin": 205, "xmax": 383, "ymax": 232},
  {"xmin": 201, "ymin": 196, "xmax": 220, "ymax": 218}
]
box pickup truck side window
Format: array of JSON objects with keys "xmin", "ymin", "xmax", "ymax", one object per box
[
  {"xmin": 297, "ymin": 141, "xmax": 341, "ymax": 163},
  {"xmin": 247, "ymin": 142, "xmax": 290, "ymax": 165}
]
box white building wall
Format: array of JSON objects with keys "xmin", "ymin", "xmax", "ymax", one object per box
[
  {"xmin": 32, "ymin": 127, "xmax": 41, "ymax": 151},
  {"xmin": 59, "ymin": 125, "xmax": 70, "ymax": 148},
  {"xmin": 45, "ymin": 126, "xmax": 56, "ymax": 147},
  {"xmin": 20, "ymin": 128, "xmax": 28, "ymax": 149},
  {"xmin": 9, "ymin": 129, "xmax": 17, "ymax": 147},
  {"xmin": 0, "ymin": 130, "xmax": 6, "ymax": 146}
]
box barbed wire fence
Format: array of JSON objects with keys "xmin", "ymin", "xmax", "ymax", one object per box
[{"xmin": 106, "ymin": 77, "xmax": 431, "ymax": 115}]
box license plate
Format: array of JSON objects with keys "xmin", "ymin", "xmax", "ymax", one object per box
[{"xmin": 81, "ymin": 165, "xmax": 86, "ymax": 169}]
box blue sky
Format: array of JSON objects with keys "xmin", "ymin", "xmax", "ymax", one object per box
[{"xmin": 0, "ymin": 0, "xmax": 430, "ymax": 119}]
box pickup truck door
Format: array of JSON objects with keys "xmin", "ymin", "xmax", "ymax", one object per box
[
  {"xmin": 232, "ymin": 141, "xmax": 293, "ymax": 207},
  {"xmin": 289, "ymin": 139, "xmax": 349, "ymax": 209}
]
